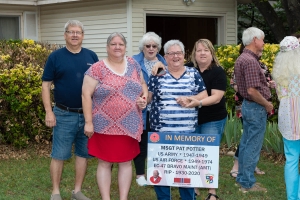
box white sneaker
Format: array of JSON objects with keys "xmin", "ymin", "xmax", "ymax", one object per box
[{"xmin": 136, "ymin": 176, "xmax": 147, "ymax": 186}]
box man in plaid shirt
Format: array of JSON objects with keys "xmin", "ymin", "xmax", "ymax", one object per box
[{"xmin": 234, "ymin": 27, "xmax": 273, "ymax": 193}]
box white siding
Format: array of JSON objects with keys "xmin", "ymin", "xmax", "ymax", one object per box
[
  {"xmin": 37, "ymin": 0, "xmax": 80, "ymax": 5},
  {"xmin": 1, "ymin": 0, "xmax": 238, "ymax": 57},
  {"xmin": 0, "ymin": 1, "xmax": 37, "ymax": 5},
  {"xmin": 131, "ymin": 0, "xmax": 237, "ymax": 55},
  {"xmin": 40, "ymin": 0, "xmax": 127, "ymax": 59},
  {"xmin": 0, "ymin": 4, "xmax": 37, "ymax": 13},
  {"xmin": 0, "ymin": 0, "xmax": 80, "ymax": 5}
]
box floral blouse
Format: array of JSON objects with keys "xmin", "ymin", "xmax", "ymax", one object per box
[{"xmin": 276, "ymin": 75, "xmax": 300, "ymax": 140}]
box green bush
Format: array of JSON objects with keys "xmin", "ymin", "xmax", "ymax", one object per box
[
  {"xmin": 222, "ymin": 111, "xmax": 243, "ymax": 147},
  {"xmin": 263, "ymin": 122, "xmax": 284, "ymax": 154},
  {"xmin": 222, "ymin": 114, "xmax": 283, "ymax": 154},
  {"xmin": 0, "ymin": 39, "xmax": 60, "ymax": 147}
]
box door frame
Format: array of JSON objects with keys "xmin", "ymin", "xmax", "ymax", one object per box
[{"xmin": 143, "ymin": 10, "xmax": 226, "ymax": 46}]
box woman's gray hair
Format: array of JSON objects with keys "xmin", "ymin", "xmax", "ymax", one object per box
[
  {"xmin": 107, "ymin": 32, "xmax": 127, "ymax": 46},
  {"xmin": 64, "ymin": 20, "xmax": 84, "ymax": 32},
  {"xmin": 138, "ymin": 32, "xmax": 162, "ymax": 52},
  {"xmin": 163, "ymin": 40, "xmax": 185, "ymax": 54},
  {"xmin": 242, "ymin": 27, "xmax": 264, "ymax": 46}
]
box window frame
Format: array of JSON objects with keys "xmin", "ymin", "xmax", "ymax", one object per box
[{"xmin": 0, "ymin": 13, "xmax": 21, "ymax": 40}]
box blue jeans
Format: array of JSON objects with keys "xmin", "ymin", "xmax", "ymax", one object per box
[
  {"xmin": 154, "ymin": 185, "xmax": 195, "ymax": 200},
  {"xmin": 283, "ymin": 138, "xmax": 300, "ymax": 200},
  {"xmin": 236, "ymin": 100, "xmax": 267, "ymax": 188},
  {"xmin": 195, "ymin": 117, "xmax": 227, "ymax": 144},
  {"xmin": 51, "ymin": 106, "xmax": 91, "ymax": 160}
]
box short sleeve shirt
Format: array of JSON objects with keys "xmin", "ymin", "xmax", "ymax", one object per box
[
  {"xmin": 42, "ymin": 47, "xmax": 99, "ymax": 108},
  {"xmin": 148, "ymin": 67, "xmax": 206, "ymax": 132},
  {"xmin": 84, "ymin": 56, "xmax": 143, "ymax": 141},
  {"xmin": 234, "ymin": 49, "xmax": 271, "ymax": 101}
]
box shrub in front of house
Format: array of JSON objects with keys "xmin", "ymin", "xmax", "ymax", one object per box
[{"xmin": 0, "ymin": 40, "xmax": 60, "ymax": 147}]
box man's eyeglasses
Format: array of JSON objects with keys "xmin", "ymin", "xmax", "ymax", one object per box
[
  {"xmin": 145, "ymin": 44, "xmax": 158, "ymax": 49},
  {"xmin": 166, "ymin": 51, "xmax": 183, "ymax": 57},
  {"xmin": 65, "ymin": 31, "xmax": 83, "ymax": 36}
]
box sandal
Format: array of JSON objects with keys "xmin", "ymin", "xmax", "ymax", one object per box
[
  {"xmin": 230, "ymin": 171, "xmax": 238, "ymax": 178},
  {"xmin": 205, "ymin": 193, "xmax": 219, "ymax": 200},
  {"xmin": 255, "ymin": 167, "xmax": 265, "ymax": 175}
]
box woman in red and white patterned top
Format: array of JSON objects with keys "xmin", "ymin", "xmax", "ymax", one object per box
[{"xmin": 82, "ymin": 32, "xmax": 148, "ymax": 200}]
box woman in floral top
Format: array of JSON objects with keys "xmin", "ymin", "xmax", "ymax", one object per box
[{"xmin": 272, "ymin": 36, "xmax": 300, "ymax": 200}]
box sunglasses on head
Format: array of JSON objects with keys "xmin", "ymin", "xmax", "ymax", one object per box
[{"xmin": 145, "ymin": 44, "xmax": 158, "ymax": 49}]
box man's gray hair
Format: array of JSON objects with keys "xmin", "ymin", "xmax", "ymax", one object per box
[
  {"xmin": 107, "ymin": 32, "xmax": 127, "ymax": 46},
  {"xmin": 138, "ymin": 32, "xmax": 162, "ymax": 52},
  {"xmin": 242, "ymin": 27, "xmax": 264, "ymax": 46},
  {"xmin": 163, "ymin": 40, "xmax": 185, "ymax": 54},
  {"xmin": 64, "ymin": 20, "xmax": 84, "ymax": 32}
]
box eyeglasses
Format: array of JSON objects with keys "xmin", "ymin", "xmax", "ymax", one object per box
[
  {"xmin": 166, "ymin": 51, "xmax": 183, "ymax": 57},
  {"xmin": 65, "ymin": 31, "xmax": 83, "ymax": 36},
  {"xmin": 145, "ymin": 44, "xmax": 158, "ymax": 49}
]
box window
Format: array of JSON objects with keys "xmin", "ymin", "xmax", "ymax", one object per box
[
  {"xmin": 0, "ymin": 16, "xmax": 20, "ymax": 40},
  {"xmin": 24, "ymin": 12, "xmax": 38, "ymax": 41}
]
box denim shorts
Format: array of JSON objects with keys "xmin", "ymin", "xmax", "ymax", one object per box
[
  {"xmin": 51, "ymin": 106, "xmax": 92, "ymax": 160},
  {"xmin": 194, "ymin": 117, "xmax": 227, "ymax": 144}
]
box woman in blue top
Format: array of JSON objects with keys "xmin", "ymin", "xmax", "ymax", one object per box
[
  {"xmin": 132, "ymin": 32, "xmax": 167, "ymax": 186},
  {"xmin": 152, "ymin": 39, "xmax": 227, "ymax": 200}
]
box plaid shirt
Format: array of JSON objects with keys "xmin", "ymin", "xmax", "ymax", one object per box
[{"xmin": 234, "ymin": 49, "xmax": 271, "ymax": 101}]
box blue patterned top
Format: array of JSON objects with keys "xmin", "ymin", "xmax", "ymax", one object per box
[{"xmin": 148, "ymin": 66, "xmax": 206, "ymax": 132}]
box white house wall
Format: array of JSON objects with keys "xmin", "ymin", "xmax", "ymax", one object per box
[
  {"xmin": 131, "ymin": 0, "xmax": 237, "ymax": 55},
  {"xmin": 0, "ymin": 0, "xmax": 81, "ymax": 5},
  {"xmin": 0, "ymin": 1, "xmax": 37, "ymax": 5},
  {"xmin": 0, "ymin": 0, "xmax": 237, "ymax": 58},
  {"xmin": 40, "ymin": 0, "xmax": 127, "ymax": 58},
  {"xmin": 0, "ymin": 4, "xmax": 37, "ymax": 14}
]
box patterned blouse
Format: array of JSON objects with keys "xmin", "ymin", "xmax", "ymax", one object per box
[
  {"xmin": 144, "ymin": 57, "xmax": 159, "ymax": 77},
  {"xmin": 85, "ymin": 56, "xmax": 143, "ymax": 141},
  {"xmin": 276, "ymin": 75, "xmax": 300, "ymax": 140}
]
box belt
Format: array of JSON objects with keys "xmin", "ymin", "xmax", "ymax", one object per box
[
  {"xmin": 245, "ymin": 98, "xmax": 271, "ymax": 102},
  {"xmin": 55, "ymin": 103, "xmax": 83, "ymax": 113},
  {"xmin": 245, "ymin": 99, "xmax": 254, "ymax": 102}
]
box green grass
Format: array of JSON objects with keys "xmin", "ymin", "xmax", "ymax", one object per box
[{"xmin": 0, "ymin": 153, "xmax": 286, "ymax": 200}]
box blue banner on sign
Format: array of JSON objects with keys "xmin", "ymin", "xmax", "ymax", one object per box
[{"xmin": 148, "ymin": 132, "xmax": 220, "ymax": 146}]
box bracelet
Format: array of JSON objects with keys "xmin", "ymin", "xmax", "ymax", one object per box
[{"xmin": 198, "ymin": 100, "xmax": 202, "ymax": 108}]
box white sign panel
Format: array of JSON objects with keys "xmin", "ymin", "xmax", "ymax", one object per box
[{"xmin": 147, "ymin": 132, "xmax": 220, "ymax": 188}]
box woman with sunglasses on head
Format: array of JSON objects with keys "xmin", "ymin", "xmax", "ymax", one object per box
[{"xmin": 132, "ymin": 32, "xmax": 167, "ymax": 186}]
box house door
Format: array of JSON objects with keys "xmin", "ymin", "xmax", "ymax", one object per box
[{"xmin": 146, "ymin": 16, "xmax": 217, "ymax": 60}]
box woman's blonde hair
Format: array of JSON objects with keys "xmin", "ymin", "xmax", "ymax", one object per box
[
  {"xmin": 191, "ymin": 39, "xmax": 221, "ymax": 69},
  {"xmin": 272, "ymin": 47, "xmax": 300, "ymax": 86}
]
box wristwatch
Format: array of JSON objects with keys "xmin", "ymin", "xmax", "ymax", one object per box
[{"xmin": 198, "ymin": 100, "xmax": 202, "ymax": 108}]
